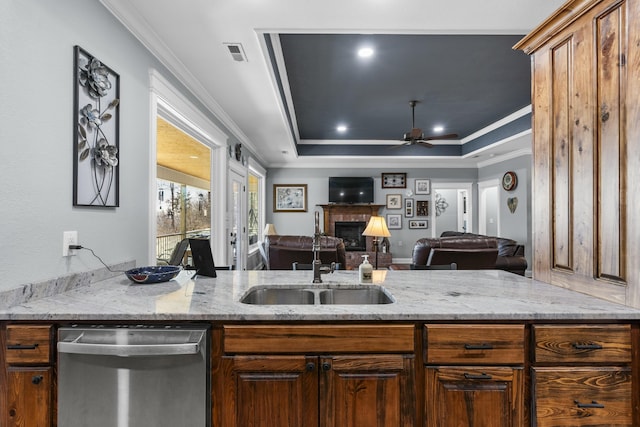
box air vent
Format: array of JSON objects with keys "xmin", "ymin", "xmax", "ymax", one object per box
[{"xmin": 224, "ymin": 43, "xmax": 247, "ymax": 62}]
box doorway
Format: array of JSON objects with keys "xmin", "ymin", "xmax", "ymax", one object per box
[
  {"xmin": 478, "ymin": 179, "xmax": 500, "ymax": 236},
  {"xmin": 149, "ymin": 71, "xmax": 228, "ymax": 267},
  {"xmin": 155, "ymin": 117, "xmax": 212, "ymax": 264},
  {"xmin": 228, "ymin": 167, "xmax": 246, "ymax": 270},
  {"xmin": 431, "ymin": 183, "xmax": 473, "ymax": 237}
]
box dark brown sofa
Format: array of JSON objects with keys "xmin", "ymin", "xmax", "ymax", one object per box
[
  {"xmin": 411, "ymin": 231, "xmax": 527, "ymax": 275},
  {"xmin": 265, "ymin": 235, "xmax": 346, "ymax": 270}
]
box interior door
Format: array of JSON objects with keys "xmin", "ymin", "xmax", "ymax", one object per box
[
  {"xmin": 478, "ymin": 180, "xmax": 500, "ymax": 236},
  {"xmin": 228, "ymin": 168, "xmax": 246, "ymax": 270}
]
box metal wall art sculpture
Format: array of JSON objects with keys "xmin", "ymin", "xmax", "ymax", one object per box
[{"xmin": 73, "ymin": 46, "xmax": 120, "ymax": 207}]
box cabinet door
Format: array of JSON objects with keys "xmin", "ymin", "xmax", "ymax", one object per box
[
  {"xmin": 6, "ymin": 367, "xmax": 52, "ymax": 427},
  {"xmin": 425, "ymin": 366, "xmax": 523, "ymax": 427},
  {"xmin": 320, "ymin": 355, "xmax": 415, "ymax": 427},
  {"xmin": 222, "ymin": 355, "xmax": 318, "ymax": 427}
]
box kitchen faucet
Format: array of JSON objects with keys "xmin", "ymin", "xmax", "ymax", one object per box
[{"xmin": 312, "ymin": 211, "xmax": 335, "ymax": 283}]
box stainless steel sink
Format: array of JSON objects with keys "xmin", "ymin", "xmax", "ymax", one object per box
[
  {"xmin": 319, "ymin": 288, "xmax": 394, "ymax": 305},
  {"xmin": 240, "ymin": 285, "xmax": 394, "ymax": 305},
  {"xmin": 240, "ymin": 288, "xmax": 315, "ymax": 305}
]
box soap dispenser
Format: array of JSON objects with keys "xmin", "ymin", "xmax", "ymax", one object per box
[{"xmin": 359, "ymin": 254, "xmax": 373, "ymax": 284}]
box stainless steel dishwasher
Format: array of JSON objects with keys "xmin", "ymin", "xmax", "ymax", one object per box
[{"xmin": 57, "ymin": 325, "xmax": 210, "ymax": 427}]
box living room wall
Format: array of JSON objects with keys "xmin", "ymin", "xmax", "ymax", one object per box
[
  {"xmin": 267, "ymin": 167, "xmax": 478, "ymax": 260},
  {"xmin": 267, "ymin": 158, "xmax": 531, "ymax": 265}
]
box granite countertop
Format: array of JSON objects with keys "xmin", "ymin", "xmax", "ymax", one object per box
[{"xmin": 2, "ymin": 269, "xmax": 640, "ymax": 322}]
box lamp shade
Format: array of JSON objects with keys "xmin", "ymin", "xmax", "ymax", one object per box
[
  {"xmin": 263, "ymin": 223, "xmax": 278, "ymax": 236},
  {"xmin": 362, "ymin": 216, "xmax": 391, "ymax": 237}
]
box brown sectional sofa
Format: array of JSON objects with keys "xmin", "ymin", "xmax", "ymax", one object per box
[
  {"xmin": 265, "ymin": 235, "xmax": 346, "ymax": 270},
  {"xmin": 411, "ymin": 231, "xmax": 527, "ymax": 275}
]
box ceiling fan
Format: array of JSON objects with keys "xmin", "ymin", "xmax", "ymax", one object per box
[{"xmin": 392, "ymin": 100, "xmax": 458, "ymax": 148}]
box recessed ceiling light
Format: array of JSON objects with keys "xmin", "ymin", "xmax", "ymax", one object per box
[
  {"xmin": 433, "ymin": 125, "xmax": 444, "ymax": 133},
  {"xmin": 357, "ymin": 47, "xmax": 374, "ymax": 58},
  {"xmin": 336, "ymin": 124, "xmax": 348, "ymax": 133}
]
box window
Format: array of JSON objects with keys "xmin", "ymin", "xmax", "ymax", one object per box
[{"xmin": 156, "ymin": 179, "xmax": 211, "ymax": 260}]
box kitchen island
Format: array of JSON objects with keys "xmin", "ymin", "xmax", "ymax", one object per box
[
  {"xmin": 2, "ymin": 269, "xmax": 640, "ymax": 426},
  {"xmin": 2, "ymin": 269, "xmax": 639, "ymax": 321}
]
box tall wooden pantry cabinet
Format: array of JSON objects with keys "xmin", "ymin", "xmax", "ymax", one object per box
[{"xmin": 515, "ymin": 0, "xmax": 640, "ymax": 308}]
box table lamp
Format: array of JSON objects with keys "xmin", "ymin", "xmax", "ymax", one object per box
[
  {"xmin": 263, "ymin": 223, "xmax": 278, "ymax": 236},
  {"xmin": 362, "ymin": 216, "xmax": 391, "ymax": 269}
]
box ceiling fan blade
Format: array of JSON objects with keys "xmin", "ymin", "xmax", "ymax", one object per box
[
  {"xmin": 389, "ymin": 141, "xmax": 412, "ymax": 149},
  {"xmin": 416, "ymin": 141, "xmax": 434, "ymax": 148}
]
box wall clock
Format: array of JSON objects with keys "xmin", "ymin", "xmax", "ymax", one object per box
[
  {"xmin": 502, "ymin": 171, "xmax": 518, "ymax": 191},
  {"xmin": 382, "ymin": 173, "xmax": 407, "ymax": 188}
]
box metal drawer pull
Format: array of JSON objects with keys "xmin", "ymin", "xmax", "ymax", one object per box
[
  {"xmin": 7, "ymin": 344, "xmax": 39, "ymax": 350},
  {"xmin": 464, "ymin": 373, "xmax": 492, "ymax": 380},
  {"xmin": 464, "ymin": 343, "xmax": 493, "ymax": 350},
  {"xmin": 575, "ymin": 400, "xmax": 604, "ymax": 409},
  {"xmin": 572, "ymin": 343, "xmax": 603, "ymax": 350},
  {"xmin": 32, "ymin": 375, "xmax": 43, "ymax": 385}
]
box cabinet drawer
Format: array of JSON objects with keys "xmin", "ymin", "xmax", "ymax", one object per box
[
  {"xmin": 424, "ymin": 324, "xmax": 524, "ymax": 365},
  {"xmin": 533, "ymin": 324, "xmax": 631, "ymax": 363},
  {"xmin": 224, "ymin": 324, "xmax": 414, "ymax": 353},
  {"xmin": 5, "ymin": 325, "xmax": 52, "ymax": 364},
  {"xmin": 532, "ymin": 367, "xmax": 632, "ymax": 426}
]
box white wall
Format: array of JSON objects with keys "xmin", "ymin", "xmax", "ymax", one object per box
[{"xmin": 0, "ymin": 1, "xmax": 241, "ymax": 290}]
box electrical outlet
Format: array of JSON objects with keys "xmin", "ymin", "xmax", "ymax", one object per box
[{"xmin": 63, "ymin": 231, "xmax": 78, "ymax": 256}]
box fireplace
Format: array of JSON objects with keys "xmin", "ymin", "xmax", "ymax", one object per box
[{"xmin": 335, "ymin": 221, "xmax": 366, "ymax": 251}]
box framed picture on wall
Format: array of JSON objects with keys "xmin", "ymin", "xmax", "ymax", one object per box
[
  {"xmin": 386, "ymin": 194, "xmax": 402, "ymax": 209},
  {"xmin": 386, "ymin": 214, "xmax": 402, "ymax": 229},
  {"xmin": 409, "ymin": 219, "xmax": 428, "ymax": 229},
  {"xmin": 404, "ymin": 198, "xmax": 414, "ymax": 217},
  {"xmin": 415, "ymin": 179, "xmax": 430, "ymax": 195},
  {"xmin": 381, "ymin": 172, "xmax": 406, "ymax": 188},
  {"xmin": 273, "ymin": 184, "xmax": 307, "ymax": 212},
  {"xmin": 416, "ymin": 200, "xmax": 429, "ymax": 216}
]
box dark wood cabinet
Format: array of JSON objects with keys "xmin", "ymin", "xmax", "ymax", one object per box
[
  {"xmin": 320, "ymin": 355, "xmax": 414, "ymax": 427},
  {"xmin": 425, "ymin": 366, "xmax": 523, "ymax": 427},
  {"xmin": 6, "ymin": 367, "xmax": 52, "ymax": 427},
  {"xmin": 532, "ymin": 367, "xmax": 632, "ymax": 426},
  {"xmin": 2, "ymin": 325, "xmax": 53, "ymax": 427},
  {"xmin": 530, "ymin": 324, "xmax": 635, "ymax": 426},
  {"xmin": 515, "ymin": 0, "xmax": 640, "ymax": 307},
  {"xmin": 220, "ymin": 324, "xmax": 416, "ymax": 427},
  {"xmin": 423, "ymin": 324, "xmax": 525, "ymax": 427},
  {"xmin": 222, "ymin": 354, "xmax": 414, "ymax": 427},
  {"xmin": 221, "ymin": 355, "xmax": 318, "ymax": 427}
]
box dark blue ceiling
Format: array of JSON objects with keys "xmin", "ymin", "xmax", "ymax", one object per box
[{"xmin": 266, "ymin": 33, "xmax": 531, "ymax": 156}]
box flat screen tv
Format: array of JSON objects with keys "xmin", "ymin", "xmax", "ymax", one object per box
[{"xmin": 328, "ymin": 177, "xmax": 374, "ymax": 204}]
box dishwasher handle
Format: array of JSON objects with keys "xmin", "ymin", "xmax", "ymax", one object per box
[{"xmin": 57, "ymin": 330, "xmax": 205, "ymax": 357}]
